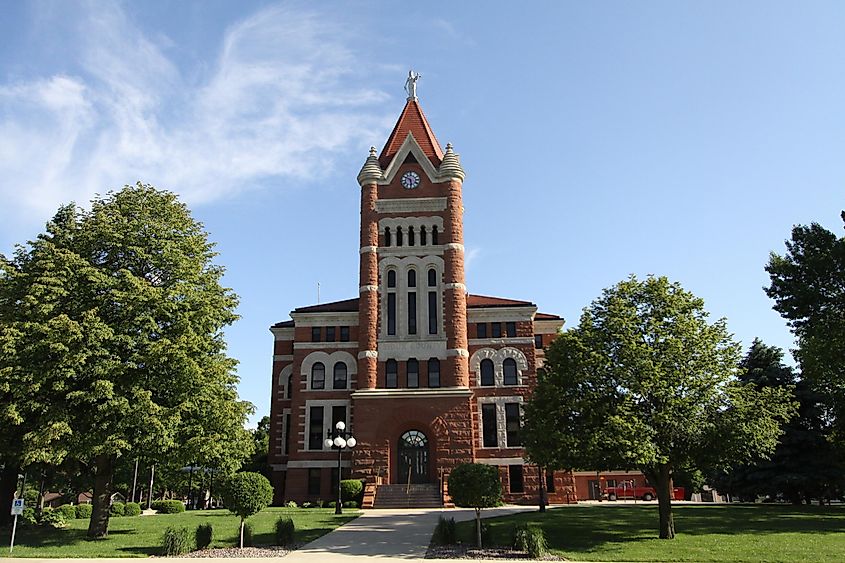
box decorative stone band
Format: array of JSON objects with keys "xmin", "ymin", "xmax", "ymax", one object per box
[
  {"xmin": 359, "ymin": 246, "xmax": 378, "ymax": 254},
  {"xmin": 359, "ymin": 285, "xmax": 378, "ymax": 293},
  {"xmin": 273, "ymin": 355, "xmax": 293, "ymax": 362},
  {"xmin": 446, "ymin": 348, "xmax": 470, "ymax": 358},
  {"xmin": 351, "ymin": 387, "xmax": 473, "ymax": 399},
  {"xmin": 475, "ymin": 458, "xmax": 524, "ymax": 466},
  {"xmin": 357, "ymin": 350, "xmax": 379, "ymax": 359},
  {"xmin": 444, "ymin": 282, "xmax": 466, "ymax": 291},
  {"xmin": 444, "ymin": 242, "xmax": 464, "ymax": 252}
]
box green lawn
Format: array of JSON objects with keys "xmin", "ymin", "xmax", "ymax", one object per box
[
  {"xmin": 3, "ymin": 507, "xmax": 359, "ymax": 558},
  {"xmin": 456, "ymin": 504, "xmax": 845, "ymax": 562}
]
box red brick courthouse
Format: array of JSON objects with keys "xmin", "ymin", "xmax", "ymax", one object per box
[{"xmin": 268, "ymin": 84, "xmax": 577, "ymax": 507}]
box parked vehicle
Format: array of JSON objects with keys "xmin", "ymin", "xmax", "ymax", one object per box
[{"xmin": 603, "ymin": 483, "xmax": 685, "ymax": 501}]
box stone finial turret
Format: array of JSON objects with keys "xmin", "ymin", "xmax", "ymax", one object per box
[
  {"xmin": 357, "ymin": 146, "xmax": 383, "ymax": 186},
  {"xmin": 438, "ymin": 143, "xmax": 465, "ymax": 182}
]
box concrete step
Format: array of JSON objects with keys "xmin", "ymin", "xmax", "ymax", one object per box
[{"xmin": 373, "ymin": 484, "xmax": 442, "ymax": 508}]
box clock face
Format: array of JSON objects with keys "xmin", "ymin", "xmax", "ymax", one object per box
[{"xmin": 401, "ymin": 171, "xmax": 421, "ymax": 189}]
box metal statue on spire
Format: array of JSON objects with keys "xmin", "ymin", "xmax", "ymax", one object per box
[{"xmin": 405, "ymin": 70, "xmax": 421, "ymax": 100}]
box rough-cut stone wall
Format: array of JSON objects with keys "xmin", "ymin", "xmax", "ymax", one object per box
[
  {"xmin": 358, "ymin": 181, "xmax": 379, "ymax": 389},
  {"xmin": 443, "ymin": 178, "xmax": 468, "ymax": 387}
]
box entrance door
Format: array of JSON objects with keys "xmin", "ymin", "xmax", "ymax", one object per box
[{"xmin": 398, "ymin": 430, "xmax": 429, "ymax": 484}]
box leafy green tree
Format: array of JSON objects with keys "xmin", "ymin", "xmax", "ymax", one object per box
[
  {"xmin": 447, "ymin": 463, "xmax": 502, "ymax": 547},
  {"xmin": 0, "ymin": 184, "xmax": 251, "ymax": 537},
  {"xmin": 524, "ymin": 276, "xmax": 795, "ymax": 539},
  {"xmin": 240, "ymin": 416, "xmax": 270, "ymax": 479},
  {"xmin": 711, "ymin": 339, "xmax": 843, "ymax": 503},
  {"xmin": 766, "ymin": 212, "xmax": 845, "ymax": 437},
  {"xmin": 220, "ymin": 472, "xmax": 273, "ymax": 548}
]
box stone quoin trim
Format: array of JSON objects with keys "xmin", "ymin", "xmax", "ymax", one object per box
[
  {"xmin": 359, "ymin": 246, "xmax": 378, "ymax": 254},
  {"xmin": 301, "ymin": 399, "xmax": 351, "ymax": 453},
  {"xmin": 277, "ymin": 364, "xmax": 293, "ymax": 387},
  {"xmin": 274, "ymin": 354, "xmax": 294, "ymax": 362},
  {"xmin": 359, "ymin": 285, "xmax": 378, "ymax": 293},
  {"xmin": 357, "ymin": 350, "xmax": 378, "ymax": 359}
]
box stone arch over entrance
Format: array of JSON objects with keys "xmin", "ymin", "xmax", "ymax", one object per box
[{"xmin": 397, "ymin": 430, "xmax": 430, "ymax": 485}]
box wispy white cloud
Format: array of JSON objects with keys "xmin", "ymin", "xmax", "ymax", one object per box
[{"xmin": 0, "ymin": 1, "xmax": 393, "ymax": 223}]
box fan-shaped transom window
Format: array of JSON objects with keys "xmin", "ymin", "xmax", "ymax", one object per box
[{"xmin": 400, "ymin": 430, "xmax": 428, "ymax": 449}]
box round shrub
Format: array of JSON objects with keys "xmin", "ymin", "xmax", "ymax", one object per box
[
  {"xmin": 342, "ymin": 501, "xmax": 359, "ymax": 508},
  {"xmin": 109, "ymin": 501, "xmax": 125, "ymax": 517},
  {"xmin": 326, "ymin": 500, "xmax": 336, "ymax": 508},
  {"xmin": 124, "ymin": 502, "xmax": 142, "ymax": 516},
  {"xmin": 195, "ymin": 522, "xmax": 213, "ymax": 550},
  {"xmin": 21, "ymin": 506, "xmax": 37, "ymax": 525},
  {"xmin": 152, "ymin": 499, "xmax": 186, "ymax": 514},
  {"xmin": 275, "ymin": 516, "xmax": 295, "ymax": 546},
  {"xmin": 75, "ymin": 503, "xmax": 93, "ymax": 519},
  {"xmin": 39, "ymin": 508, "xmax": 66, "ymax": 528},
  {"xmin": 56, "ymin": 504, "xmax": 77, "ymax": 520},
  {"xmin": 340, "ymin": 479, "xmax": 364, "ymax": 503},
  {"xmin": 221, "ymin": 472, "xmax": 273, "ymax": 548},
  {"xmin": 162, "ymin": 526, "xmax": 193, "ymax": 556},
  {"xmin": 285, "ymin": 500, "xmax": 298, "ymax": 508}
]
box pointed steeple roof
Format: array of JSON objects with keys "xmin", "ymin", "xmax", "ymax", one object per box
[{"xmin": 378, "ymin": 99, "xmax": 444, "ymax": 168}]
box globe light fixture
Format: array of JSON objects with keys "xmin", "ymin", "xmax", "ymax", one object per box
[
  {"xmin": 326, "ymin": 422, "xmax": 356, "ymax": 515},
  {"xmin": 336, "ymin": 421, "xmax": 346, "ymax": 431}
]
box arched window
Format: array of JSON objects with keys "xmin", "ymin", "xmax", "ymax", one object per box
[
  {"xmin": 384, "ymin": 227, "xmax": 391, "ymax": 247},
  {"xmin": 428, "ymin": 358, "xmax": 440, "ymax": 388},
  {"xmin": 408, "ymin": 269, "xmax": 417, "ymax": 287},
  {"xmin": 420, "ymin": 226, "xmax": 427, "ymax": 245},
  {"xmin": 427, "ymin": 268, "xmax": 437, "ymax": 287},
  {"xmin": 432, "ymin": 226, "xmax": 439, "ymax": 245},
  {"xmin": 408, "ymin": 226, "xmax": 415, "ymax": 246},
  {"xmin": 396, "ymin": 227, "xmax": 404, "ymax": 246},
  {"xmin": 386, "ymin": 359, "xmax": 398, "ymax": 388},
  {"xmin": 387, "ymin": 270, "xmax": 396, "ymax": 335},
  {"xmin": 503, "ymin": 358, "xmax": 518, "ymax": 385},
  {"xmin": 407, "ymin": 269, "xmax": 417, "ymax": 335},
  {"xmin": 311, "ymin": 362, "xmax": 325, "ymax": 389},
  {"xmin": 407, "ymin": 358, "xmax": 419, "ymax": 388},
  {"xmin": 333, "ymin": 362, "xmax": 348, "ymax": 389},
  {"xmin": 287, "ymin": 373, "xmax": 293, "ymax": 399},
  {"xmin": 480, "ymin": 359, "xmax": 494, "ymax": 386}
]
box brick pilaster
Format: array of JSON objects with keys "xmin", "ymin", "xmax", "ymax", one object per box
[
  {"xmin": 443, "ymin": 178, "xmax": 468, "ymax": 387},
  {"xmin": 358, "ymin": 182, "xmax": 379, "ymax": 389}
]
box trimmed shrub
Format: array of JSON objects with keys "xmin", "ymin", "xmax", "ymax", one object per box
[
  {"xmin": 285, "ymin": 500, "xmax": 298, "ymax": 508},
  {"xmin": 75, "ymin": 503, "xmax": 93, "ymax": 519},
  {"xmin": 195, "ymin": 523, "xmax": 214, "ymax": 550},
  {"xmin": 342, "ymin": 501, "xmax": 359, "ymax": 508},
  {"xmin": 221, "ymin": 472, "xmax": 273, "ymax": 548},
  {"xmin": 326, "ymin": 500, "xmax": 336, "ymax": 508},
  {"xmin": 431, "ymin": 515, "xmax": 457, "ymax": 545},
  {"xmin": 242, "ymin": 521, "xmax": 254, "ymax": 547},
  {"xmin": 152, "ymin": 499, "xmax": 186, "ymax": 514},
  {"xmin": 512, "ymin": 523, "xmax": 547, "ymax": 558},
  {"xmin": 124, "ymin": 502, "xmax": 142, "ymax": 517},
  {"xmin": 21, "ymin": 507, "xmax": 37, "ymax": 525},
  {"xmin": 56, "ymin": 504, "xmax": 77, "ymax": 520},
  {"xmin": 162, "ymin": 526, "xmax": 193, "ymax": 556},
  {"xmin": 448, "ymin": 463, "xmax": 502, "ymax": 548},
  {"xmin": 109, "ymin": 501, "xmax": 125, "ymax": 517},
  {"xmin": 340, "ymin": 479, "xmax": 364, "ymax": 503},
  {"xmin": 275, "ymin": 516, "xmax": 295, "ymax": 546},
  {"xmin": 39, "ymin": 508, "xmax": 66, "ymax": 528}
]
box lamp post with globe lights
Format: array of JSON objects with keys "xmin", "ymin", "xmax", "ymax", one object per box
[{"xmin": 324, "ymin": 421, "xmax": 356, "ymax": 515}]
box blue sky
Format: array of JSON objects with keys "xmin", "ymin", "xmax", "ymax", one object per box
[{"xmin": 1, "ymin": 1, "xmax": 842, "ymax": 426}]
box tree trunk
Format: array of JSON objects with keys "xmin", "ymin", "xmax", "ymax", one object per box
[
  {"xmin": 0, "ymin": 465, "xmax": 19, "ymax": 528},
  {"xmin": 87, "ymin": 454, "xmax": 115, "ymax": 538},
  {"xmin": 475, "ymin": 508, "xmax": 482, "ymax": 547},
  {"xmin": 654, "ymin": 464, "xmax": 675, "ymax": 539},
  {"xmin": 239, "ymin": 518, "xmax": 245, "ymax": 549}
]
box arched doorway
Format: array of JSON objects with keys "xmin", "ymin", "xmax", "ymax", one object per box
[{"xmin": 397, "ymin": 430, "xmax": 430, "ymax": 484}]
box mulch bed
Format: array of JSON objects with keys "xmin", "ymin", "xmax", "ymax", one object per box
[
  {"xmin": 426, "ymin": 544, "xmax": 563, "ymax": 560},
  {"xmin": 177, "ymin": 545, "xmax": 300, "ymax": 558}
]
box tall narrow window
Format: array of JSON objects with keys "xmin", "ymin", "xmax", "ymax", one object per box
[
  {"xmin": 482, "ymin": 404, "xmax": 498, "ymax": 447},
  {"xmin": 408, "ymin": 226, "xmax": 415, "ymax": 246},
  {"xmin": 427, "ymin": 268, "xmax": 437, "ymax": 286},
  {"xmin": 408, "ymin": 269, "xmax": 417, "ymax": 335},
  {"xmin": 333, "ymin": 362, "xmax": 347, "ymax": 389},
  {"xmin": 505, "ymin": 403, "xmax": 522, "ymax": 446},
  {"xmin": 407, "ymin": 358, "xmax": 419, "ymax": 388},
  {"xmin": 387, "ymin": 270, "xmax": 396, "ymax": 336},
  {"xmin": 503, "ymin": 358, "xmax": 518, "ymax": 385},
  {"xmin": 506, "ymin": 322, "xmax": 516, "ymax": 337},
  {"xmin": 384, "ymin": 227, "xmax": 391, "ymax": 247},
  {"xmin": 340, "ymin": 326, "xmax": 350, "ymax": 342},
  {"xmin": 284, "ymin": 413, "xmax": 291, "ymax": 455},
  {"xmin": 491, "ymin": 323, "xmax": 502, "ymax": 338},
  {"xmin": 308, "ymin": 406, "xmax": 324, "ymax": 450},
  {"xmin": 326, "ymin": 326, "xmax": 336, "ymax": 342},
  {"xmin": 331, "ymin": 405, "xmax": 346, "ymax": 429},
  {"xmin": 396, "ymin": 227, "xmax": 403, "ymax": 246},
  {"xmin": 420, "ymin": 226, "xmax": 427, "ymax": 245},
  {"xmin": 432, "ymin": 226, "xmax": 439, "ymax": 245},
  {"xmin": 286, "ymin": 374, "xmax": 293, "ymax": 399},
  {"xmin": 311, "ymin": 362, "xmax": 325, "ymax": 389},
  {"xmin": 428, "ymin": 292, "xmax": 437, "ymax": 335},
  {"xmin": 480, "ymin": 359, "xmax": 495, "ymax": 386},
  {"xmin": 385, "ymin": 359, "xmax": 398, "ymax": 388},
  {"xmin": 428, "ymin": 358, "xmax": 440, "ymax": 388},
  {"xmin": 509, "ymin": 465, "xmax": 524, "ymax": 493},
  {"xmin": 477, "ymin": 323, "xmax": 487, "ymax": 338},
  {"xmin": 534, "ymin": 334, "xmax": 543, "ymax": 349},
  {"xmin": 311, "ymin": 327, "xmax": 321, "ymax": 342}
]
